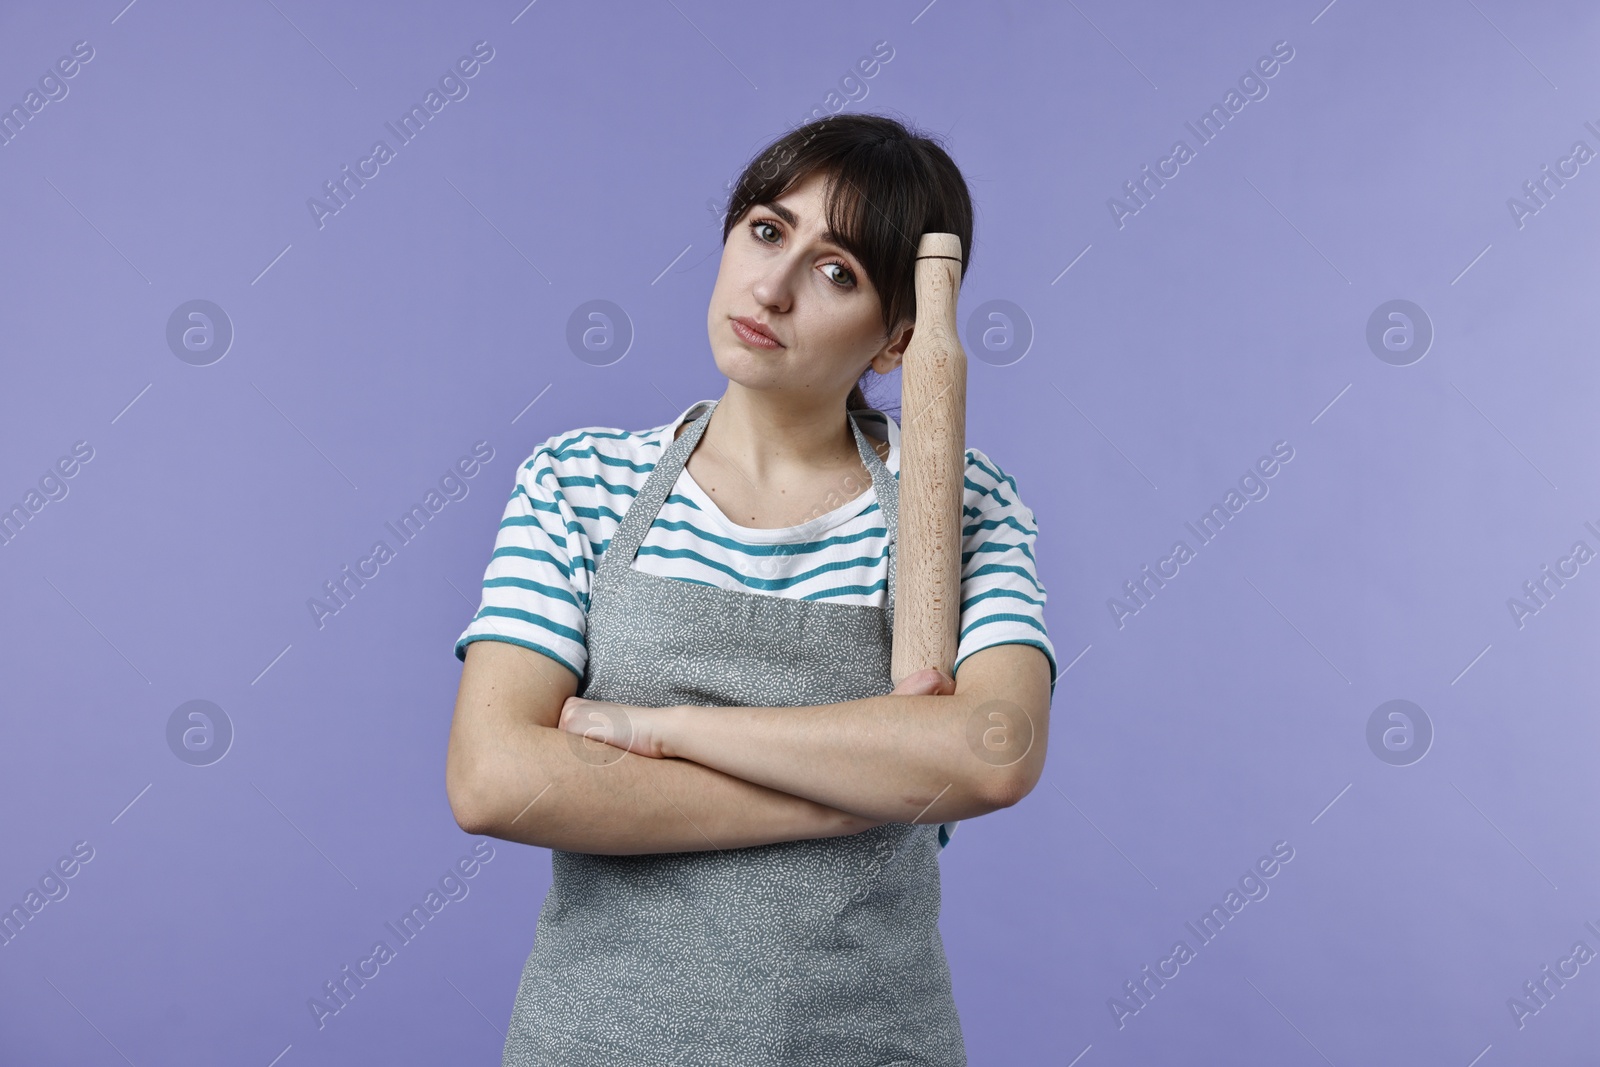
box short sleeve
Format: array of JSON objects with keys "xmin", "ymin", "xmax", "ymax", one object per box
[
  {"xmin": 952, "ymin": 449, "xmax": 1058, "ymax": 693},
  {"xmin": 454, "ymin": 446, "xmax": 590, "ymax": 679}
]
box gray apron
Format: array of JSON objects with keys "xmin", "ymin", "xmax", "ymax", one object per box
[{"xmin": 502, "ymin": 400, "xmax": 966, "ymax": 1066}]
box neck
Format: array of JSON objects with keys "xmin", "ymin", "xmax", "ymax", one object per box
[{"xmin": 701, "ymin": 382, "xmax": 859, "ymax": 479}]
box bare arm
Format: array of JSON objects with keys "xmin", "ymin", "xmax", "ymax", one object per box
[
  {"xmin": 445, "ymin": 639, "xmax": 885, "ymax": 855},
  {"xmin": 562, "ymin": 643, "xmax": 1052, "ymax": 825}
]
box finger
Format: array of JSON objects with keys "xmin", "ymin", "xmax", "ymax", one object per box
[
  {"xmin": 891, "ymin": 668, "xmax": 944, "ymax": 696},
  {"xmin": 889, "ymin": 671, "xmax": 927, "ymax": 695}
]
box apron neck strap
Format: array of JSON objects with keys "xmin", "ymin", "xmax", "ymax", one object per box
[{"xmin": 600, "ymin": 401, "xmax": 901, "ymax": 620}]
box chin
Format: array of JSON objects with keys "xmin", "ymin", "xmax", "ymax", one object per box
[
  {"xmin": 713, "ymin": 361, "xmax": 793, "ymax": 398},
  {"xmin": 709, "ymin": 341, "xmax": 784, "ymax": 388}
]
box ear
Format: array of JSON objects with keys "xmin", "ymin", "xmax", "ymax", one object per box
[{"xmin": 869, "ymin": 318, "xmax": 915, "ymax": 375}]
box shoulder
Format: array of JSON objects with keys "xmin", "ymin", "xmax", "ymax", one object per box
[
  {"xmin": 871, "ymin": 410, "xmax": 1025, "ymax": 509},
  {"xmin": 961, "ymin": 446, "xmax": 1027, "ymax": 512},
  {"xmin": 517, "ymin": 417, "xmax": 674, "ymax": 489}
]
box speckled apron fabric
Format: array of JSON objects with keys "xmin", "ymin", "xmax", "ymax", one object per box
[{"xmin": 501, "ymin": 401, "xmax": 966, "ymax": 1067}]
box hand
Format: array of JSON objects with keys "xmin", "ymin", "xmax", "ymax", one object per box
[
  {"xmin": 890, "ymin": 668, "xmax": 957, "ymax": 697},
  {"xmin": 557, "ymin": 696, "xmax": 677, "ymax": 759}
]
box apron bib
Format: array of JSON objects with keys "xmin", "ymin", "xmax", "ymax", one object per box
[{"xmin": 501, "ymin": 401, "xmax": 966, "ymax": 1067}]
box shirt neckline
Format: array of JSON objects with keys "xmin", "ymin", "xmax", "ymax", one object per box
[{"xmin": 661, "ymin": 399, "xmax": 900, "ymax": 545}]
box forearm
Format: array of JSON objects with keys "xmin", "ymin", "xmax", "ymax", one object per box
[
  {"xmin": 667, "ymin": 691, "xmax": 1022, "ymax": 824},
  {"xmin": 465, "ymin": 720, "xmax": 881, "ymax": 855}
]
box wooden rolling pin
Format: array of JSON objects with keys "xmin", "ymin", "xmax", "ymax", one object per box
[{"xmin": 891, "ymin": 232, "xmax": 967, "ymax": 686}]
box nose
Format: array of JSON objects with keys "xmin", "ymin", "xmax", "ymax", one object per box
[{"xmin": 750, "ymin": 259, "xmax": 798, "ymax": 315}]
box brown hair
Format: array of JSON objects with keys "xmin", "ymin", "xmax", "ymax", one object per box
[{"xmin": 719, "ymin": 113, "xmax": 974, "ymax": 420}]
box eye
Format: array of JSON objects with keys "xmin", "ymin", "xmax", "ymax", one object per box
[
  {"xmin": 750, "ymin": 218, "xmax": 781, "ymax": 244},
  {"xmin": 820, "ymin": 262, "xmax": 857, "ymax": 288},
  {"xmin": 748, "ymin": 217, "xmax": 857, "ymax": 290}
]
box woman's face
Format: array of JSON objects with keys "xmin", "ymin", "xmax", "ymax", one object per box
[{"xmin": 706, "ymin": 169, "xmax": 910, "ymax": 405}]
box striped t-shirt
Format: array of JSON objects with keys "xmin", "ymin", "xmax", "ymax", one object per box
[{"xmin": 455, "ymin": 399, "xmax": 1058, "ymax": 850}]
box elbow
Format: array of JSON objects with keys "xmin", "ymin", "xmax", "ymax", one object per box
[
  {"xmin": 448, "ymin": 779, "xmax": 492, "ymax": 837},
  {"xmin": 955, "ymin": 676, "xmax": 1051, "ymax": 813},
  {"xmin": 450, "ymin": 788, "xmax": 492, "ymax": 837},
  {"xmin": 972, "ymin": 756, "xmax": 1044, "ymax": 812},
  {"xmin": 446, "ymin": 752, "xmax": 495, "ymax": 837},
  {"xmin": 976, "ymin": 773, "xmax": 1028, "ymax": 812}
]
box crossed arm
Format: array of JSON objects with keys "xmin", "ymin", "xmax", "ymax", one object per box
[{"xmin": 446, "ymin": 638, "xmax": 1052, "ymax": 856}]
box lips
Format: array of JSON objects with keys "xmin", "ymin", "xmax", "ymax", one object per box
[{"xmin": 731, "ymin": 316, "xmax": 782, "ymax": 348}]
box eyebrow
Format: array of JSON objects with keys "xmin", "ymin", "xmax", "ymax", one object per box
[{"xmin": 759, "ymin": 201, "xmax": 847, "ymax": 250}]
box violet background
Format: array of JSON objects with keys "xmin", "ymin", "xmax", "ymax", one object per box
[{"xmin": 1, "ymin": 1, "xmax": 1597, "ymax": 1064}]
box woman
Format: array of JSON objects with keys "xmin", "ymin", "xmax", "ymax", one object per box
[{"xmin": 446, "ymin": 113, "xmax": 1057, "ymax": 1066}]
